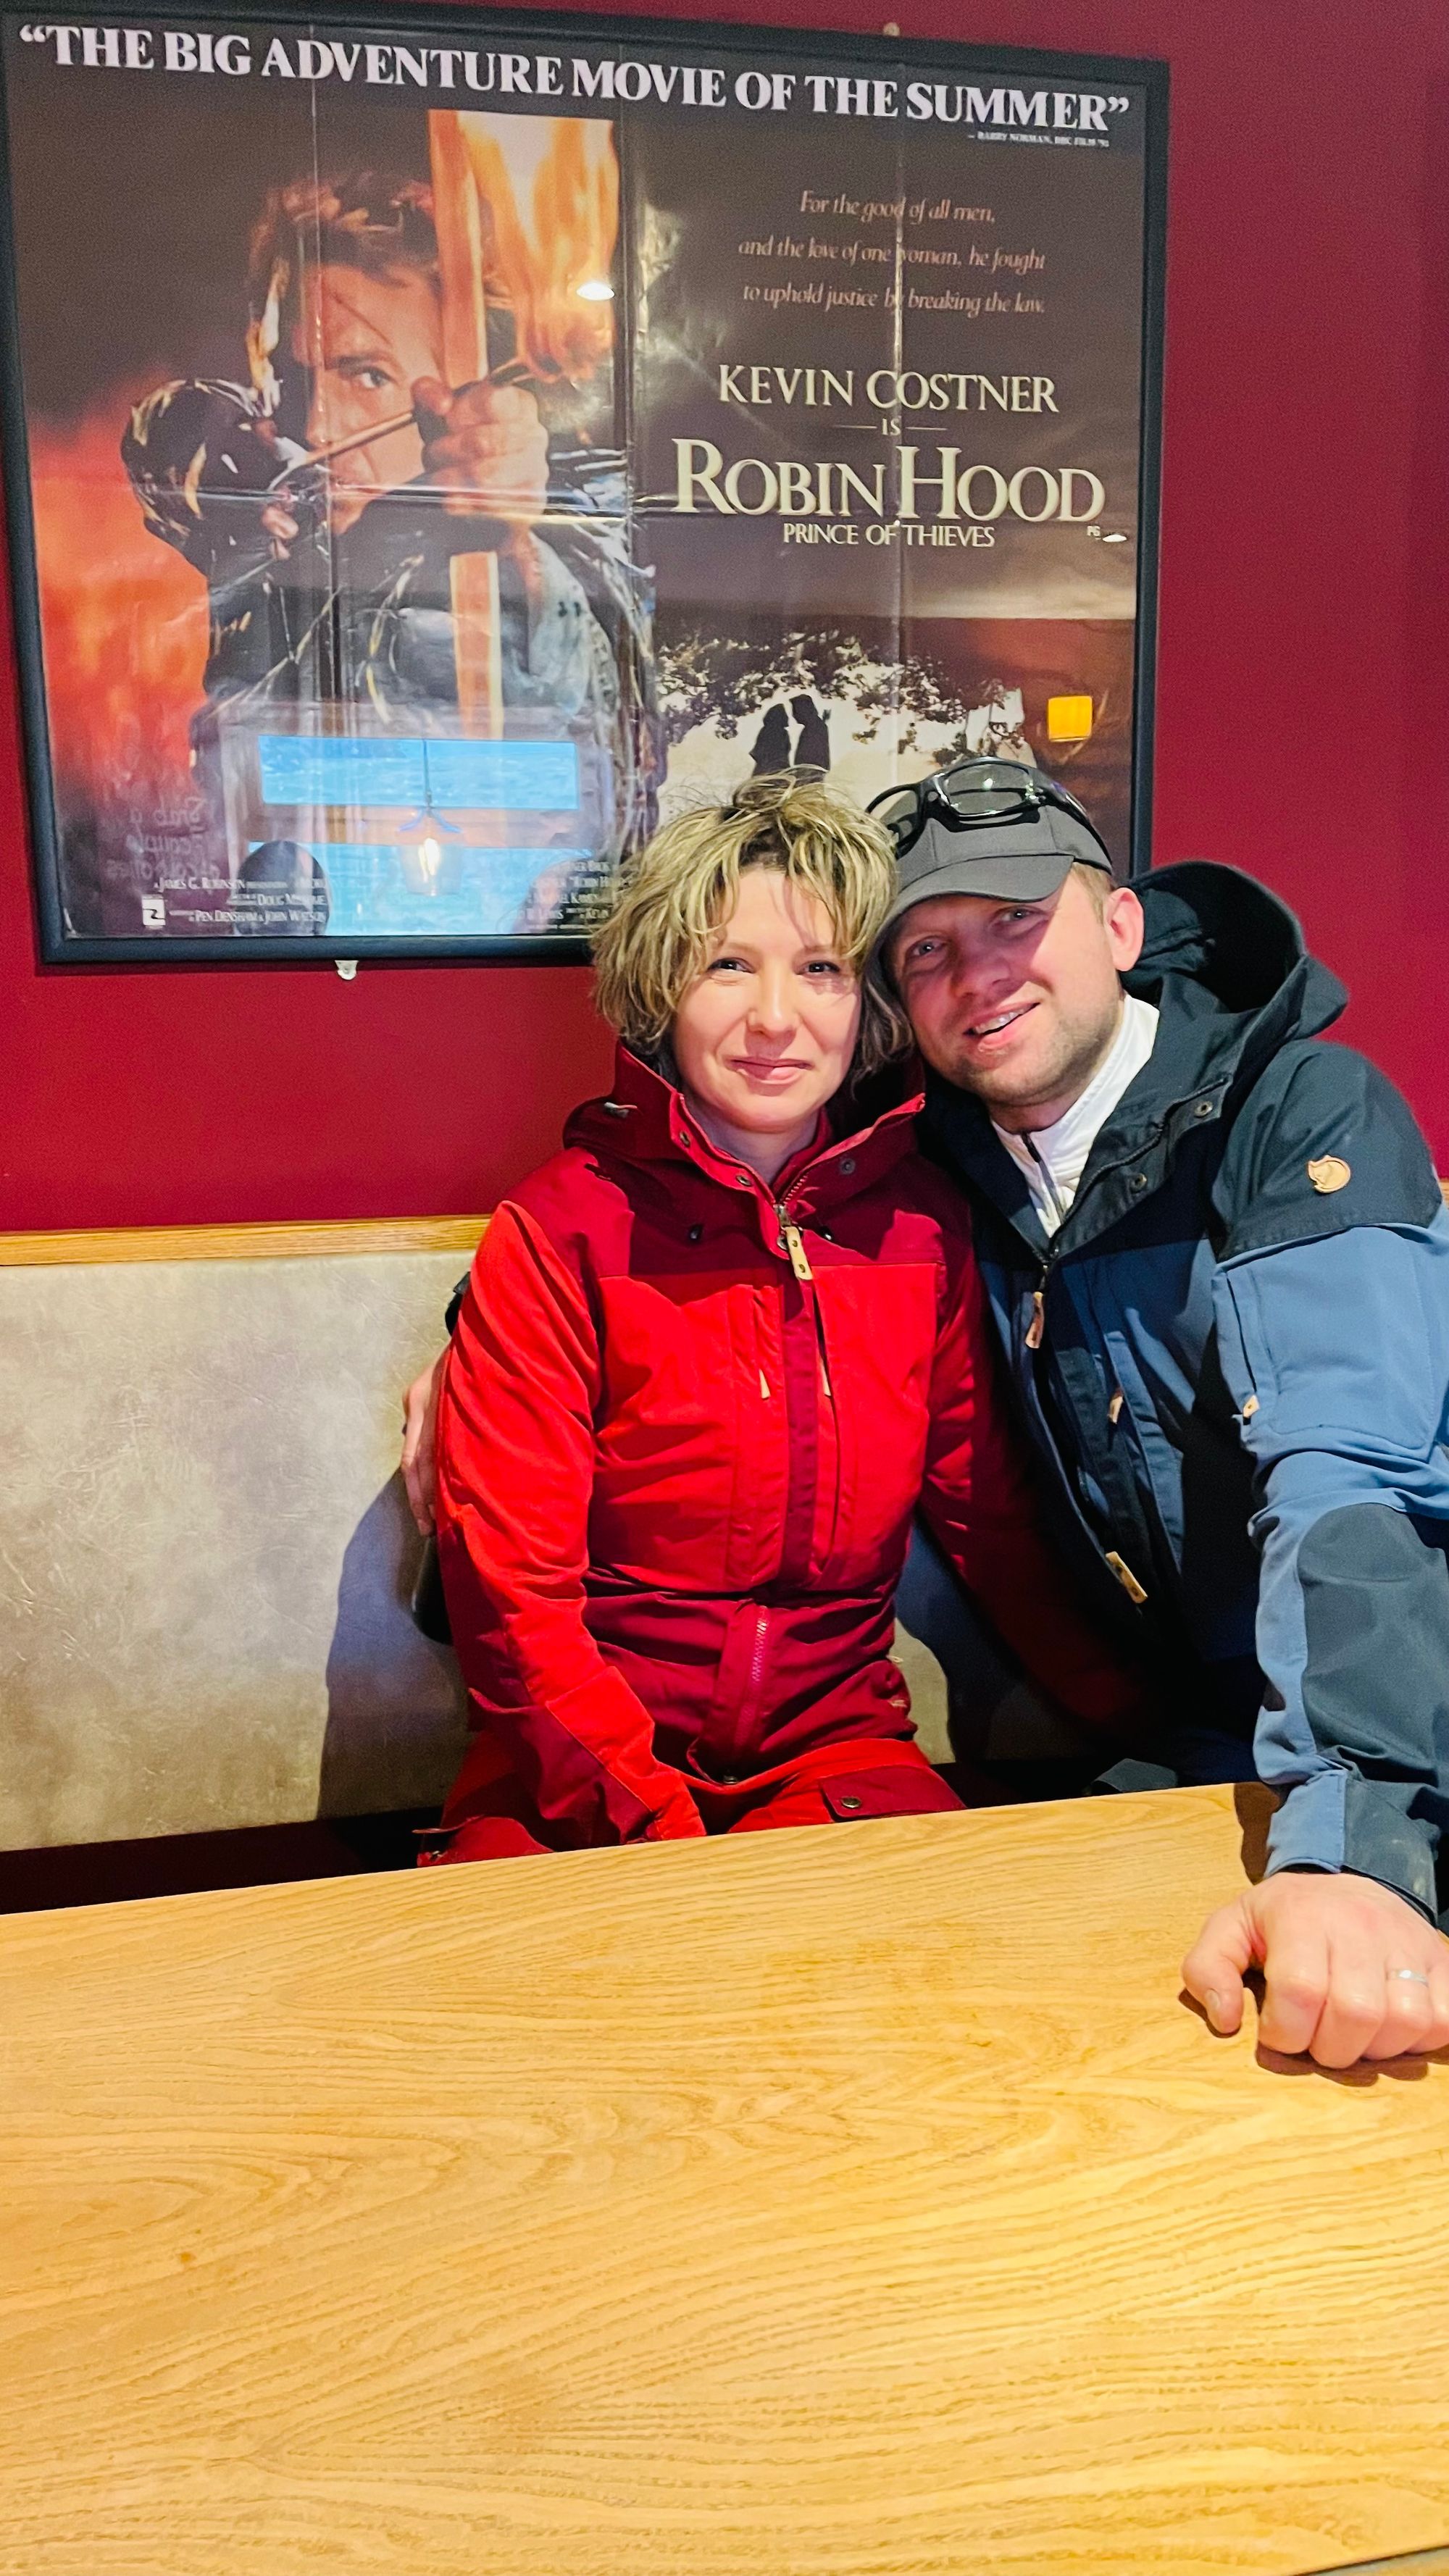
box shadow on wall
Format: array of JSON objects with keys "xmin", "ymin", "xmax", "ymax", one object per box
[{"xmin": 320, "ymin": 1476, "xmax": 469, "ymax": 1816}]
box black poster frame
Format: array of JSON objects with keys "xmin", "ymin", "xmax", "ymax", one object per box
[{"xmin": 0, "ymin": 5, "xmax": 1168, "ymax": 964}]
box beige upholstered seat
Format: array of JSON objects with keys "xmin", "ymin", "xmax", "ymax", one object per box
[
  {"xmin": 0, "ymin": 1228, "xmax": 474, "ymax": 1849},
  {"xmin": 0, "ymin": 1221, "xmax": 952, "ymax": 1851}
]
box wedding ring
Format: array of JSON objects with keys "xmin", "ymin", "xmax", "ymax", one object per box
[{"xmin": 1391, "ymin": 1967, "xmax": 1432, "ymax": 1986}]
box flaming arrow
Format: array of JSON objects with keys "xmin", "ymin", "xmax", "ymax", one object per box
[{"xmin": 428, "ymin": 109, "xmax": 504, "ymax": 740}]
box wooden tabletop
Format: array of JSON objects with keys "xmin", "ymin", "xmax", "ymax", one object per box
[{"xmin": 1, "ymin": 1783, "xmax": 1447, "ymax": 2576}]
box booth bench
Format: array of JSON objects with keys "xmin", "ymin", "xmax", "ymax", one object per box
[{"xmin": 0, "ymin": 1218, "xmax": 953, "ymax": 1866}]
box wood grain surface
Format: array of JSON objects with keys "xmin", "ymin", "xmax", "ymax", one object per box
[
  {"xmin": 0, "ymin": 1216, "xmax": 488, "ymax": 1266},
  {"xmin": 1, "ymin": 1784, "xmax": 1447, "ymax": 2576}
]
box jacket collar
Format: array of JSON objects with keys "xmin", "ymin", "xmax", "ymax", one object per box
[
  {"xmin": 566, "ymin": 1042, "xmax": 924, "ymax": 1216},
  {"xmin": 922, "ymin": 861, "xmax": 1347, "ymax": 1256}
]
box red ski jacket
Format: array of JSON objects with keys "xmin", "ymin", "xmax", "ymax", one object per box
[{"xmin": 436, "ymin": 1045, "xmax": 1140, "ymax": 1847}]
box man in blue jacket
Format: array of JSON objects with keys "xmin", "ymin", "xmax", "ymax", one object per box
[{"xmin": 873, "ymin": 756, "xmax": 1449, "ymax": 2069}]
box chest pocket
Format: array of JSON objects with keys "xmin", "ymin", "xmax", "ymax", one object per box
[
  {"xmin": 590, "ymin": 1269, "xmax": 785, "ymax": 1589},
  {"xmin": 1072, "ymin": 1236, "xmax": 1222, "ymax": 1549},
  {"xmin": 814, "ymin": 1262, "xmax": 940, "ymax": 1576}
]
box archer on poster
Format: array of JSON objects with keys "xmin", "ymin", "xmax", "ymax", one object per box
[{"xmin": 0, "ymin": 12, "xmax": 1165, "ymax": 957}]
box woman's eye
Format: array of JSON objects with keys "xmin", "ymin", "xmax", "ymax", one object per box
[
  {"xmin": 708, "ymin": 955, "xmax": 749, "ymax": 974},
  {"xmin": 805, "ymin": 958, "xmax": 848, "ymax": 979}
]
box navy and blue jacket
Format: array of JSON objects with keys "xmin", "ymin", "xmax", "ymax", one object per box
[{"xmin": 922, "ymin": 861, "xmax": 1449, "ymax": 1921}]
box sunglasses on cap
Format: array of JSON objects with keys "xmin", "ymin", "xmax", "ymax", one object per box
[{"xmin": 867, "ymin": 757, "xmax": 1112, "ymax": 867}]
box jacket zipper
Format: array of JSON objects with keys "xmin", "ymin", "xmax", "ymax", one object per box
[
  {"xmin": 775, "ymin": 1204, "xmax": 814, "ymax": 1284},
  {"xmin": 1020, "ymin": 1134, "xmax": 1062, "ymax": 1354},
  {"xmin": 1015, "ymin": 1112, "xmax": 1171, "ymax": 1333},
  {"xmin": 1022, "ymin": 1248, "xmax": 1149, "ymax": 1605},
  {"xmin": 777, "ymin": 1200, "xmax": 832, "ymax": 1394},
  {"xmin": 1019, "ymin": 1110, "xmax": 1163, "ymax": 1355},
  {"xmin": 1021, "ymin": 1129, "xmax": 1072, "ymax": 1231},
  {"xmin": 1025, "ymin": 1248, "xmax": 1054, "ymax": 1350}
]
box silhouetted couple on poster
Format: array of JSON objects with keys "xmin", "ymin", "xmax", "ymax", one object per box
[{"xmin": 751, "ymin": 695, "xmax": 831, "ymax": 776}]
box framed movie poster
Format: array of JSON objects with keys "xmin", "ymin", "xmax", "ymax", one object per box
[{"xmin": 0, "ymin": 9, "xmax": 1166, "ymax": 960}]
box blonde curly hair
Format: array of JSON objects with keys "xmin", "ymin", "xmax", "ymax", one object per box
[{"xmin": 593, "ymin": 771, "xmax": 910, "ymax": 1076}]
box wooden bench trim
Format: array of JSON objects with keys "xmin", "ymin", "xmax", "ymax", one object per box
[
  {"xmin": 0, "ymin": 1217, "xmax": 489, "ymax": 1267},
  {"xmin": 6, "ymin": 1180, "xmax": 1448, "ymax": 1264}
]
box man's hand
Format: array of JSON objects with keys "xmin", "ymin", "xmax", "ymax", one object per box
[
  {"xmin": 259, "ymin": 495, "xmax": 301, "ymax": 556},
  {"xmin": 1182, "ymin": 1871, "xmax": 1449, "ymax": 2067},
  {"xmin": 401, "ymin": 1350, "xmax": 447, "ymax": 1536},
  {"xmin": 413, "ymin": 375, "xmax": 548, "ymax": 535}
]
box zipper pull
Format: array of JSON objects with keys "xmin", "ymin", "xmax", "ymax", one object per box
[
  {"xmin": 1025, "ymin": 1287, "xmax": 1045, "ymax": 1351},
  {"xmin": 777, "ymin": 1212, "xmax": 814, "ymax": 1283},
  {"xmin": 1105, "ymin": 1550, "xmax": 1149, "ymax": 1605}
]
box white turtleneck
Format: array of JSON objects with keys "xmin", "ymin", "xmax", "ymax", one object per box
[{"xmin": 990, "ymin": 993, "xmax": 1160, "ymax": 1236}]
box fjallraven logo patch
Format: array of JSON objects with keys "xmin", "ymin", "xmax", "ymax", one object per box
[{"xmin": 1307, "ymin": 1154, "xmax": 1352, "ymax": 1194}]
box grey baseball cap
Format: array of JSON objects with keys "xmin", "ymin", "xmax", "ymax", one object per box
[{"xmin": 871, "ymin": 765, "xmax": 1114, "ymax": 961}]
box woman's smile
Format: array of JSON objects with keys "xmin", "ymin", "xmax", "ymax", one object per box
[{"xmin": 728, "ymin": 1055, "xmax": 814, "ymax": 1084}]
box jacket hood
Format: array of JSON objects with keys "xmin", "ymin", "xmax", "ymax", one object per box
[{"xmin": 1127, "ymin": 861, "xmax": 1345, "ymax": 1042}]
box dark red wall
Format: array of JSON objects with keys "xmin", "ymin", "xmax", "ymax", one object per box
[{"xmin": 5, "ymin": 0, "xmax": 1448, "ymax": 1227}]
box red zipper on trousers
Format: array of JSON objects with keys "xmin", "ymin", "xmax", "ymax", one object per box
[
  {"xmin": 747, "ymin": 1604, "xmax": 770, "ymax": 1711},
  {"xmin": 711, "ymin": 1600, "xmax": 772, "ymax": 1779}
]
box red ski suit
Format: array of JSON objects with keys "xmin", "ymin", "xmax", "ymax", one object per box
[{"xmin": 434, "ymin": 1047, "xmax": 1137, "ymax": 1854}]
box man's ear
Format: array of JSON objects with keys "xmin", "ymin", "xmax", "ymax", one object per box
[{"xmin": 1104, "ymin": 883, "xmax": 1145, "ymax": 972}]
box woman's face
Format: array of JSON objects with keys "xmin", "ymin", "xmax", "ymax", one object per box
[{"xmin": 672, "ymin": 866, "xmax": 861, "ymax": 1160}]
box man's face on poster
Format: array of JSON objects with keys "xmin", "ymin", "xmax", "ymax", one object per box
[
  {"xmin": 292, "ymin": 262, "xmax": 439, "ymax": 528},
  {"xmin": 280, "ymin": 255, "xmax": 550, "ymax": 543}
]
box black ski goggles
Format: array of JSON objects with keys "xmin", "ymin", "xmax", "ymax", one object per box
[{"xmin": 867, "ymin": 757, "xmax": 1112, "ymax": 869}]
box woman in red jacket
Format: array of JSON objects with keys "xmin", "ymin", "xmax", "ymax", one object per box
[{"xmin": 430, "ymin": 774, "xmax": 1137, "ymax": 1861}]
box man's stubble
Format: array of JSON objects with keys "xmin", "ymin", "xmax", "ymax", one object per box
[{"xmin": 927, "ymin": 984, "xmax": 1125, "ymax": 1132}]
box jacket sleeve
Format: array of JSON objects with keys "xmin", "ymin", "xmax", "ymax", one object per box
[
  {"xmin": 1211, "ymin": 1047, "xmax": 1449, "ymax": 1918},
  {"xmin": 435, "ymin": 1201, "xmax": 705, "ymax": 1847},
  {"xmin": 919, "ymin": 1242, "xmax": 1150, "ymax": 1734}
]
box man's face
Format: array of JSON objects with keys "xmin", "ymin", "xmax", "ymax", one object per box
[
  {"xmin": 292, "ymin": 263, "xmax": 441, "ymax": 527},
  {"xmin": 889, "ymin": 869, "xmax": 1146, "ymax": 1130}
]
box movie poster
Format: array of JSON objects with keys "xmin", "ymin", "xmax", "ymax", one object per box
[{"xmin": 0, "ymin": 14, "xmax": 1164, "ymax": 957}]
